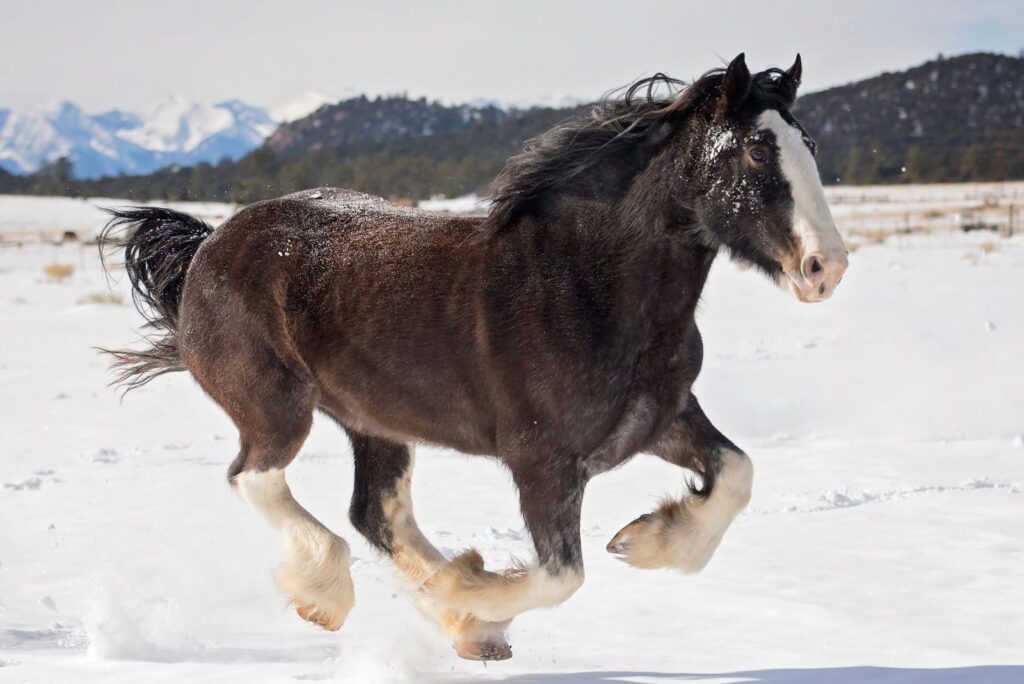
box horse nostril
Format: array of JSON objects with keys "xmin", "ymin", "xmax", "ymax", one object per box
[
  {"xmin": 819, "ymin": 283, "xmax": 826, "ymax": 295},
  {"xmin": 801, "ymin": 254, "xmax": 828, "ymax": 283}
]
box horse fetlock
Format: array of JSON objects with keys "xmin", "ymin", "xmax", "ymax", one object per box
[
  {"xmin": 609, "ymin": 448, "xmax": 752, "ymax": 572},
  {"xmin": 409, "ymin": 558, "xmax": 515, "ymax": 661},
  {"xmin": 606, "ymin": 495, "xmax": 730, "ymax": 573},
  {"xmin": 421, "ymin": 549, "xmax": 581, "ymax": 623},
  {"xmin": 278, "ymin": 534, "xmax": 355, "ymax": 631},
  {"xmin": 421, "ymin": 549, "xmax": 521, "ymax": 620}
]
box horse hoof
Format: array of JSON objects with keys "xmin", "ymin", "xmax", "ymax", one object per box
[
  {"xmin": 295, "ymin": 602, "xmax": 345, "ymax": 631},
  {"xmin": 606, "ymin": 513, "xmax": 653, "ymax": 557},
  {"xmin": 454, "ymin": 637, "xmax": 513, "ymax": 661}
]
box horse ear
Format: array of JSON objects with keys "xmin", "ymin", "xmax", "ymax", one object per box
[
  {"xmin": 786, "ymin": 53, "xmax": 803, "ymax": 84},
  {"xmin": 722, "ymin": 53, "xmax": 751, "ymax": 108},
  {"xmin": 777, "ymin": 53, "xmax": 802, "ymax": 107}
]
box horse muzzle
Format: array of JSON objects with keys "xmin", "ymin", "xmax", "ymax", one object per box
[{"xmin": 785, "ymin": 250, "xmax": 848, "ymax": 303}]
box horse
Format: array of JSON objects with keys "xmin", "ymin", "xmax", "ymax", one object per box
[{"xmin": 101, "ymin": 53, "xmax": 847, "ymax": 661}]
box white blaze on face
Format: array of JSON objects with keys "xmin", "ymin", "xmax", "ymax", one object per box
[{"xmin": 756, "ymin": 110, "xmax": 847, "ymax": 293}]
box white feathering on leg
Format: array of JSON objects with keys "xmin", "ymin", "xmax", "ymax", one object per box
[
  {"xmin": 608, "ymin": 448, "xmax": 752, "ymax": 572},
  {"xmin": 234, "ymin": 468, "xmax": 355, "ymax": 630}
]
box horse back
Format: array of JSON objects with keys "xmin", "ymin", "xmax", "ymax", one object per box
[{"xmin": 179, "ymin": 187, "xmax": 497, "ymax": 452}]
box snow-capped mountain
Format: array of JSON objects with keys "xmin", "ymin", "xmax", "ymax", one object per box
[{"xmin": 0, "ymin": 97, "xmax": 289, "ymax": 179}]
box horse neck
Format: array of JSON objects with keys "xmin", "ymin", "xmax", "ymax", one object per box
[{"xmin": 606, "ymin": 143, "xmax": 718, "ymax": 329}]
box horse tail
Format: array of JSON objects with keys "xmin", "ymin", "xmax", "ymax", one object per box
[{"xmin": 98, "ymin": 207, "xmax": 214, "ymax": 392}]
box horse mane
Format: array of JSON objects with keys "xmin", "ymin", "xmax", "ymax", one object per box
[{"xmin": 483, "ymin": 67, "xmax": 798, "ymax": 234}]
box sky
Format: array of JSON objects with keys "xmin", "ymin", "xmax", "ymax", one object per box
[{"xmin": 1, "ymin": 0, "xmax": 1022, "ymax": 114}]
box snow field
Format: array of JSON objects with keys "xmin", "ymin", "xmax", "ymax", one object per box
[{"xmin": 0, "ymin": 196, "xmax": 1022, "ymax": 682}]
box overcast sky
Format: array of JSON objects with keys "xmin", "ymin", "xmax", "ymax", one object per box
[{"xmin": 2, "ymin": 0, "xmax": 1021, "ymax": 113}]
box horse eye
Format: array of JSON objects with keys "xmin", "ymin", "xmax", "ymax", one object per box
[{"xmin": 749, "ymin": 146, "xmax": 769, "ymax": 163}]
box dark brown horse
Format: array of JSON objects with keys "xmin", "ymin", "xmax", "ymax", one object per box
[{"xmin": 102, "ymin": 54, "xmax": 847, "ymax": 661}]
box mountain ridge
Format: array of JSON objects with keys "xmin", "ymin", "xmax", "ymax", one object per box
[{"xmin": 2, "ymin": 51, "xmax": 1020, "ymax": 198}]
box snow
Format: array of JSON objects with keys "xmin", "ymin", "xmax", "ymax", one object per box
[
  {"xmin": 0, "ymin": 194, "xmax": 237, "ymax": 242},
  {"xmin": 118, "ymin": 96, "xmax": 235, "ymax": 153},
  {"xmin": 0, "ymin": 109, "xmax": 74, "ymax": 174},
  {"xmin": 707, "ymin": 129, "xmax": 736, "ymax": 159},
  {"xmin": 417, "ymin": 194, "xmax": 490, "ymax": 214},
  {"xmin": 271, "ymin": 91, "xmax": 336, "ymax": 123},
  {"xmin": 1, "ymin": 194, "xmax": 1023, "ymax": 682}
]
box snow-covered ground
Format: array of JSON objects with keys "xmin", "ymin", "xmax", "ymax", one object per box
[
  {"xmin": 0, "ymin": 195, "xmax": 237, "ymax": 243},
  {"xmin": 1, "ymin": 195, "xmax": 1022, "ymax": 682}
]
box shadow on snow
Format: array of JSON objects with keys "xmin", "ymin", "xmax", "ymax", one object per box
[{"xmin": 458, "ymin": 666, "xmax": 1024, "ymax": 683}]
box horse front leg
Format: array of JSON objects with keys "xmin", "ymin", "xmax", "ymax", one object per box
[
  {"xmin": 607, "ymin": 394, "xmax": 753, "ymax": 572},
  {"xmin": 422, "ymin": 456, "xmax": 585, "ymax": 632},
  {"xmin": 346, "ymin": 432, "xmax": 513, "ymax": 660}
]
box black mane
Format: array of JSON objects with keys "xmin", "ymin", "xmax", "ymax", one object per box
[{"xmin": 484, "ymin": 67, "xmax": 799, "ymax": 233}]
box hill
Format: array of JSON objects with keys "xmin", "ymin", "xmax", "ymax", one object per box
[{"xmin": 792, "ymin": 52, "xmax": 1024, "ymax": 184}]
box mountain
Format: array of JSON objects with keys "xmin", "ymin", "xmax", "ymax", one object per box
[
  {"xmin": 262, "ymin": 95, "xmax": 512, "ymax": 160},
  {"xmin": 115, "ymin": 97, "xmax": 278, "ymax": 169},
  {"xmin": 791, "ymin": 52, "xmax": 1024, "ymax": 184},
  {"xmin": 0, "ymin": 97, "xmax": 278, "ymax": 179},
  {"xmin": 3, "ymin": 51, "xmax": 1021, "ymax": 199}
]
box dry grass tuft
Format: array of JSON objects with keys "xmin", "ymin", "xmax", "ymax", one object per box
[
  {"xmin": 859, "ymin": 228, "xmax": 889, "ymax": 245},
  {"xmin": 979, "ymin": 241, "xmax": 998, "ymax": 255},
  {"xmin": 846, "ymin": 241, "xmax": 862, "ymax": 254},
  {"xmin": 43, "ymin": 263, "xmax": 75, "ymax": 282},
  {"xmin": 77, "ymin": 292, "xmax": 124, "ymax": 306}
]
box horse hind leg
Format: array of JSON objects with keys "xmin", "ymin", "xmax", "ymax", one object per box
[
  {"xmin": 346, "ymin": 433, "xmax": 512, "ymax": 660},
  {"xmin": 233, "ymin": 460, "xmax": 355, "ymax": 631},
  {"xmin": 188, "ymin": 335, "xmax": 355, "ymax": 631}
]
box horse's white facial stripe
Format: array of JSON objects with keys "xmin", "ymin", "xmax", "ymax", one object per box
[{"xmin": 756, "ymin": 110, "xmax": 845, "ymax": 275}]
